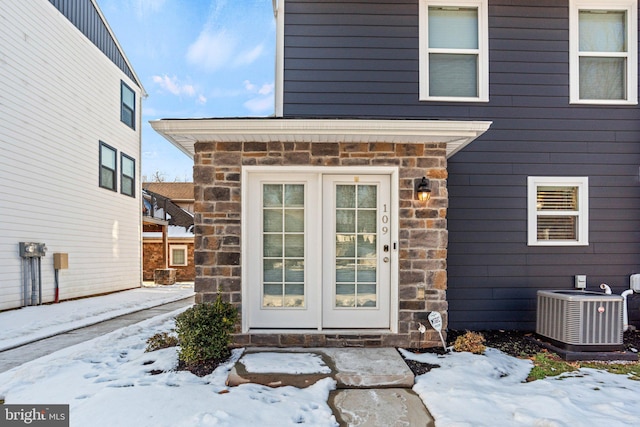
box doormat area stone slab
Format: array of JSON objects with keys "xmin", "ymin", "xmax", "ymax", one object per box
[{"xmin": 226, "ymin": 347, "xmax": 414, "ymax": 389}]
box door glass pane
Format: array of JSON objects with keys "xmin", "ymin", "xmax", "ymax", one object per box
[
  {"xmin": 263, "ymin": 184, "xmax": 283, "ymax": 207},
  {"xmin": 579, "ymin": 10, "xmax": 626, "ymax": 52},
  {"xmin": 263, "ymin": 234, "xmax": 283, "ymax": 257},
  {"xmin": 262, "ymin": 183, "xmax": 305, "ymax": 308},
  {"xmin": 284, "ymin": 284, "xmax": 305, "ymax": 307},
  {"xmin": 334, "ymin": 184, "xmax": 378, "ymax": 309},
  {"xmin": 429, "ymin": 7, "xmax": 478, "ymax": 49},
  {"xmin": 284, "ymin": 209, "xmax": 304, "ymax": 232},
  {"xmin": 336, "ymin": 234, "xmax": 356, "ymax": 257},
  {"xmin": 357, "ymin": 185, "xmax": 377, "ymax": 208},
  {"xmin": 263, "ymin": 209, "xmax": 283, "ymax": 232},
  {"xmin": 336, "ymin": 259, "xmax": 356, "ymax": 282},
  {"xmin": 357, "ymin": 210, "xmax": 376, "ymax": 233},
  {"xmin": 336, "ymin": 284, "xmax": 356, "ymax": 307},
  {"xmin": 285, "ymin": 184, "xmax": 305, "ymax": 206},
  {"xmin": 336, "ymin": 185, "xmax": 356, "ymax": 208},
  {"xmin": 263, "ymin": 284, "xmax": 283, "ymax": 308},
  {"xmin": 429, "ymin": 53, "xmax": 478, "ymax": 97},
  {"xmin": 357, "ymin": 284, "xmax": 377, "ymax": 308},
  {"xmin": 336, "ymin": 210, "xmax": 356, "ymax": 233}
]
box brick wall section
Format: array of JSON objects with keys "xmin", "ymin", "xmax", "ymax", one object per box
[
  {"xmin": 142, "ymin": 242, "xmax": 195, "ymax": 282},
  {"xmin": 193, "ymin": 140, "xmax": 448, "ymax": 348}
]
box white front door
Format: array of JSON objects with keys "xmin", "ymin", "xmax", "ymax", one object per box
[
  {"xmin": 245, "ymin": 171, "xmax": 392, "ymax": 330},
  {"xmin": 322, "ymin": 175, "xmax": 391, "ymax": 328}
]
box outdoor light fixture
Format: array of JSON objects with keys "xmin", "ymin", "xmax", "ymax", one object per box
[{"xmin": 416, "ymin": 177, "xmax": 431, "ymax": 202}]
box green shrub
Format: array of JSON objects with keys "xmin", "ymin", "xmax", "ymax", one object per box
[
  {"xmin": 175, "ymin": 295, "xmax": 238, "ymax": 365},
  {"xmin": 145, "ymin": 332, "xmax": 179, "ymax": 353}
]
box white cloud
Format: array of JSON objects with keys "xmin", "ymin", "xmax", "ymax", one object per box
[
  {"xmin": 243, "ymin": 81, "xmax": 274, "ymax": 96},
  {"xmin": 244, "ymin": 94, "xmax": 274, "ymax": 114},
  {"xmin": 197, "ymin": 94, "xmax": 207, "ymax": 105},
  {"xmin": 132, "ymin": 0, "xmax": 166, "ymax": 18},
  {"xmin": 243, "ymin": 80, "xmax": 256, "ymax": 92},
  {"xmin": 233, "ymin": 43, "xmax": 265, "ymax": 67},
  {"xmin": 186, "ymin": 29, "xmax": 237, "ymax": 71},
  {"xmin": 258, "ymin": 83, "xmax": 274, "ymax": 96},
  {"xmin": 152, "ymin": 74, "xmax": 202, "ymax": 99}
]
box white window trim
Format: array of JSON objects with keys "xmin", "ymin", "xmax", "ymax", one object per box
[
  {"xmin": 169, "ymin": 244, "xmax": 188, "ymax": 266},
  {"xmin": 419, "ymin": 0, "xmax": 489, "ymax": 102},
  {"xmin": 569, "ymin": 0, "xmax": 638, "ymax": 105},
  {"xmin": 527, "ymin": 177, "xmax": 589, "ymax": 246}
]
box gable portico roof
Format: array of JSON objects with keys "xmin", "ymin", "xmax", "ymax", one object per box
[{"xmin": 150, "ymin": 118, "xmax": 492, "ymax": 159}]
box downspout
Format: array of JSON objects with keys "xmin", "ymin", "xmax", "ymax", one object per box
[
  {"xmin": 274, "ymin": 0, "xmax": 284, "ymax": 117},
  {"xmin": 622, "ymin": 289, "xmax": 633, "ymax": 332}
]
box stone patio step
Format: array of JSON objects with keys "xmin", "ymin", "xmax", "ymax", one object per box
[
  {"xmin": 226, "ymin": 347, "xmax": 415, "ymax": 389},
  {"xmin": 329, "ymin": 389, "xmax": 435, "ymax": 427},
  {"xmin": 226, "ymin": 347, "xmax": 435, "ymax": 426}
]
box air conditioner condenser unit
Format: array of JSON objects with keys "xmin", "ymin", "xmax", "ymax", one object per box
[{"xmin": 536, "ymin": 290, "xmax": 623, "ymax": 352}]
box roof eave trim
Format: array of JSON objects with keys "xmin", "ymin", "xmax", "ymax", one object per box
[{"xmin": 149, "ymin": 118, "xmax": 492, "ymax": 159}]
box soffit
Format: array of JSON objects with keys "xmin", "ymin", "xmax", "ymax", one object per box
[{"xmin": 149, "ymin": 118, "xmax": 492, "ymax": 159}]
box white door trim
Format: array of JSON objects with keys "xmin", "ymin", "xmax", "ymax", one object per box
[{"xmin": 241, "ymin": 166, "xmax": 399, "ymax": 333}]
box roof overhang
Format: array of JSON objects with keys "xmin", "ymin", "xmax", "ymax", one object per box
[{"xmin": 149, "ymin": 118, "xmax": 492, "ymax": 159}]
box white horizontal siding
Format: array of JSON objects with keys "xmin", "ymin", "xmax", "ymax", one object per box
[{"xmin": 0, "ymin": 0, "xmax": 142, "ymax": 310}]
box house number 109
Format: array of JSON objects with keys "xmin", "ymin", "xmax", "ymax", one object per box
[{"xmin": 381, "ymin": 204, "xmax": 389, "ymax": 234}]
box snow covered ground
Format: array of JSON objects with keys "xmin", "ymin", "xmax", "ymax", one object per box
[
  {"xmin": 0, "ymin": 283, "xmax": 194, "ymax": 351},
  {"xmin": 2, "ymin": 288, "xmax": 640, "ymax": 426}
]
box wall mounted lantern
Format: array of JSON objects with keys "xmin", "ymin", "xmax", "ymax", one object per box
[{"xmin": 416, "ymin": 177, "xmax": 431, "ymax": 202}]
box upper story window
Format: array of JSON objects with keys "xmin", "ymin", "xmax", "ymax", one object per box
[
  {"xmin": 419, "ymin": 0, "xmax": 489, "ymax": 102},
  {"xmin": 121, "ymin": 153, "xmax": 135, "ymax": 197},
  {"xmin": 527, "ymin": 177, "xmax": 589, "ymax": 246},
  {"xmin": 99, "ymin": 142, "xmax": 117, "ymax": 192},
  {"xmin": 121, "ymin": 81, "xmax": 136, "ymax": 129},
  {"xmin": 570, "ymin": 0, "xmax": 638, "ymax": 104}
]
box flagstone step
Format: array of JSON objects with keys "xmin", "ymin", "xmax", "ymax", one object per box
[
  {"xmin": 226, "ymin": 347, "xmax": 415, "ymax": 389},
  {"xmin": 329, "ymin": 389, "xmax": 435, "ymax": 427}
]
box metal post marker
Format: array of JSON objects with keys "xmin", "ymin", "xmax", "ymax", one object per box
[{"xmin": 428, "ymin": 311, "xmax": 447, "ymax": 352}]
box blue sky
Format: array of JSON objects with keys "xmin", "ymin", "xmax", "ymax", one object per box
[{"xmin": 96, "ymin": 0, "xmax": 276, "ymax": 181}]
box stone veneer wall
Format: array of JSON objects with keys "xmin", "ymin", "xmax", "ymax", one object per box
[{"xmin": 193, "ymin": 140, "xmax": 448, "ymax": 348}]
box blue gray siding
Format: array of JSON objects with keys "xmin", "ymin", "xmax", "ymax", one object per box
[
  {"xmin": 283, "ymin": 0, "xmax": 640, "ymax": 330},
  {"xmin": 48, "ymin": 0, "xmax": 138, "ymax": 85}
]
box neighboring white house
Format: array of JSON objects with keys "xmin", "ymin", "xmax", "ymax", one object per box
[{"xmin": 0, "ymin": 0, "xmax": 144, "ymax": 311}]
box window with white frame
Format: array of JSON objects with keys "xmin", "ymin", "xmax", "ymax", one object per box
[
  {"xmin": 169, "ymin": 245, "xmax": 188, "ymax": 266},
  {"xmin": 527, "ymin": 177, "xmax": 589, "ymax": 246},
  {"xmin": 570, "ymin": 0, "xmax": 638, "ymax": 104},
  {"xmin": 419, "ymin": 0, "xmax": 489, "ymax": 102}
]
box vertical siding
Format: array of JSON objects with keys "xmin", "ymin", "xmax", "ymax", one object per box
[
  {"xmin": 283, "ymin": 0, "xmax": 640, "ymax": 329},
  {"xmin": 0, "ymin": 0, "xmax": 142, "ymax": 310},
  {"xmin": 48, "ymin": 0, "xmax": 137, "ymax": 84}
]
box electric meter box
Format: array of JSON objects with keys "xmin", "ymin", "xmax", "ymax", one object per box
[
  {"xmin": 631, "ymin": 274, "xmax": 640, "ymax": 293},
  {"xmin": 53, "ymin": 253, "xmax": 69, "ymax": 270},
  {"xmin": 19, "ymin": 242, "xmax": 47, "ymax": 257}
]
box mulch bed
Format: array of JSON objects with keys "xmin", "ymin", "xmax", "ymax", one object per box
[{"xmin": 402, "ymin": 329, "xmax": 640, "ymax": 376}]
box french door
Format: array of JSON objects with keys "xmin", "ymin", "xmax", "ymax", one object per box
[{"xmin": 246, "ymin": 172, "xmax": 391, "ymax": 329}]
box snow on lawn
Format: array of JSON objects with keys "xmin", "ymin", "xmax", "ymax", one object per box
[
  {"xmin": 401, "ymin": 348, "xmax": 640, "ymax": 427},
  {"xmin": 0, "ymin": 308, "xmax": 337, "ymax": 427},
  {"xmin": 0, "ymin": 283, "xmax": 194, "ymax": 351}
]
